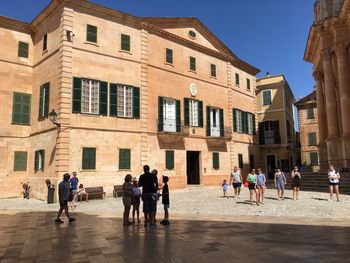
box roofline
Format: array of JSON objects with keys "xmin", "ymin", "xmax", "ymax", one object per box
[
  {"xmin": 256, "ymin": 74, "xmax": 296, "ymax": 101},
  {"xmin": 294, "ymin": 90, "xmax": 316, "ymax": 106}
]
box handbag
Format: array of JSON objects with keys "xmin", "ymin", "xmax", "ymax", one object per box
[{"xmin": 244, "ymin": 181, "xmax": 249, "ymax": 187}]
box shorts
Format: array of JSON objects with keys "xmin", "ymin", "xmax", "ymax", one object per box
[
  {"xmin": 132, "ymin": 196, "xmax": 141, "ymax": 206},
  {"xmin": 233, "ymin": 182, "xmax": 242, "ymax": 189},
  {"xmin": 257, "ymin": 184, "xmax": 264, "ymax": 189},
  {"xmin": 142, "ymin": 193, "xmax": 157, "ymax": 213},
  {"xmin": 123, "ymin": 196, "xmax": 132, "ymax": 207},
  {"xmin": 59, "ymin": 199, "xmax": 68, "ymax": 207},
  {"xmin": 329, "ymin": 182, "xmax": 339, "ymax": 186},
  {"xmin": 248, "ymin": 183, "xmax": 256, "ymax": 190},
  {"xmin": 163, "ymin": 204, "xmax": 170, "ymax": 209},
  {"xmin": 292, "ymin": 181, "xmax": 300, "ymax": 188},
  {"xmin": 276, "ymin": 180, "xmax": 284, "ymax": 190}
]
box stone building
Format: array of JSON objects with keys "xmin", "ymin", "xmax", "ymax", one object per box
[
  {"xmin": 256, "ymin": 75, "xmax": 298, "ymax": 178},
  {"xmin": 295, "ymin": 91, "xmax": 320, "ymax": 170},
  {"xmin": 0, "ymin": 0, "xmax": 259, "ymax": 199},
  {"xmin": 305, "ymin": 0, "xmax": 350, "ymax": 170}
]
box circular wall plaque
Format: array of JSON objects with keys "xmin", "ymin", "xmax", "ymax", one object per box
[{"xmin": 189, "ymin": 83, "xmax": 197, "ymax": 96}]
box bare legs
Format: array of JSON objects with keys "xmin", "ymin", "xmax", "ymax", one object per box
[
  {"xmin": 123, "ymin": 205, "xmax": 131, "ymax": 225},
  {"xmin": 329, "ymin": 185, "xmax": 340, "ymax": 201},
  {"xmin": 258, "ymin": 187, "xmax": 265, "ymax": 204},
  {"xmin": 249, "ymin": 189, "xmax": 259, "ymax": 205},
  {"xmin": 293, "ymin": 187, "xmax": 299, "ymax": 200},
  {"xmin": 132, "ymin": 204, "xmax": 140, "ymax": 223},
  {"xmin": 56, "ymin": 206, "xmax": 71, "ymax": 220},
  {"xmin": 234, "ymin": 187, "xmax": 241, "ymax": 198}
]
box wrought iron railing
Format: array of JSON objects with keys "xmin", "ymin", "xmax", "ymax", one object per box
[{"xmin": 157, "ymin": 119, "xmax": 189, "ymax": 136}]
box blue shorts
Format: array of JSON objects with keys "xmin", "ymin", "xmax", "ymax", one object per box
[
  {"xmin": 142, "ymin": 193, "xmax": 157, "ymax": 213},
  {"xmin": 277, "ymin": 180, "xmax": 284, "ymax": 190}
]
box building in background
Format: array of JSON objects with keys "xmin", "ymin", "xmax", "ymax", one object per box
[
  {"xmin": 305, "ymin": 0, "xmax": 350, "ymax": 170},
  {"xmin": 0, "ymin": 0, "xmax": 259, "ymax": 199},
  {"xmin": 295, "ymin": 90, "xmax": 320, "ymax": 171},
  {"xmin": 256, "ymin": 75, "xmax": 298, "ymax": 178}
]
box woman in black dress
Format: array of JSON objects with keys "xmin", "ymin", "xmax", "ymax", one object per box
[{"xmin": 291, "ymin": 167, "xmax": 301, "ymax": 200}]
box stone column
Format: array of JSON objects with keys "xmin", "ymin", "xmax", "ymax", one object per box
[
  {"xmin": 313, "ymin": 71, "xmax": 328, "ymax": 170},
  {"xmin": 321, "ymin": 49, "xmax": 342, "ymax": 167},
  {"xmin": 335, "ymin": 42, "xmax": 350, "ymax": 167}
]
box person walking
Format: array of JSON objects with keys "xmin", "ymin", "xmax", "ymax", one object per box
[
  {"xmin": 69, "ymin": 172, "xmax": 79, "ymax": 209},
  {"xmin": 328, "ymin": 164, "xmax": 340, "ymax": 202},
  {"xmin": 274, "ymin": 168, "xmax": 286, "ymax": 200},
  {"xmin": 138, "ymin": 165, "xmax": 158, "ymax": 226},
  {"xmin": 291, "ymin": 167, "xmax": 301, "ymax": 200},
  {"xmin": 256, "ymin": 168, "xmax": 266, "ymax": 204},
  {"xmin": 122, "ymin": 174, "xmax": 133, "ymax": 226},
  {"xmin": 246, "ymin": 169, "xmax": 259, "ymax": 206},
  {"xmin": 230, "ymin": 166, "xmax": 242, "ymax": 198},
  {"xmin": 55, "ymin": 173, "xmax": 76, "ymax": 224}
]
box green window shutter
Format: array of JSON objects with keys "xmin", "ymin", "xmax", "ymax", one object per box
[
  {"xmin": 21, "ymin": 94, "xmax": 31, "ymax": 125},
  {"xmin": 244, "ymin": 112, "xmax": 249, "ymax": 134},
  {"xmin": 110, "ymin": 84, "xmax": 118, "ymax": 116},
  {"xmin": 211, "ymin": 64, "xmax": 216, "ymax": 77},
  {"xmin": 233, "ymin": 109, "xmax": 237, "ymax": 132},
  {"xmin": 34, "ymin": 151, "xmax": 39, "ymax": 172},
  {"xmin": 310, "ymin": 152, "xmax": 318, "ymax": 166},
  {"xmin": 259, "ymin": 122, "xmax": 265, "ymax": 144},
  {"xmin": 274, "ymin": 121, "xmax": 281, "ymax": 144},
  {"xmin": 72, "ymin": 77, "xmax": 82, "ymax": 113},
  {"xmin": 166, "ymin": 48, "xmax": 173, "ymax": 64},
  {"xmin": 13, "ymin": 92, "xmax": 31, "ymax": 125},
  {"xmin": 206, "ymin": 106, "xmax": 210, "ymax": 136},
  {"xmin": 213, "ymin": 152, "xmax": 219, "ymax": 170},
  {"xmin": 99, "ymin": 81, "xmax": 108, "ymax": 116},
  {"xmin": 44, "ymin": 83, "xmax": 50, "ymax": 118},
  {"xmin": 165, "ymin": 150, "xmax": 174, "ymax": 170},
  {"xmin": 121, "ymin": 34, "xmax": 130, "ymax": 51},
  {"xmin": 238, "ymin": 154, "xmax": 243, "ymax": 169},
  {"xmin": 82, "ymin": 147, "xmax": 96, "ymax": 170},
  {"xmin": 307, "ymin": 107, "xmax": 314, "ymax": 119},
  {"xmin": 18, "ymin": 41, "xmax": 29, "ymax": 58},
  {"xmin": 132, "ymin": 87, "xmax": 140, "ymax": 119},
  {"xmin": 263, "ymin": 90, "xmax": 272, "ymax": 105},
  {"xmin": 158, "ymin": 97, "xmax": 164, "ymax": 131},
  {"xmin": 86, "ymin": 24, "xmax": 97, "ymax": 43},
  {"xmin": 41, "ymin": 150, "xmax": 45, "ymax": 172},
  {"xmin": 309, "ymin": 133, "xmax": 317, "ymax": 146},
  {"xmin": 219, "ymin": 109, "xmax": 224, "ymax": 137},
  {"xmin": 176, "ymin": 100, "xmax": 181, "ymax": 132},
  {"xmin": 184, "ymin": 98, "xmax": 189, "ymax": 126},
  {"xmin": 12, "ymin": 93, "xmax": 22, "ymax": 124},
  {"xmin": 39, "ymin": 83, "xmax": 49, "ymax": 119},
  {"xmin": 190, "ymin": 56, "xmax": 196, "ymax": 71},
  {"xmin": 119, "ymin": 149, "xmax": 131, "ymax": 169},
  {"xmin": 14, "ymin": 151, "xmax": 27, "ymax": 171},
  {"xmin": 252, "ymin": 114, "xmax": 256, "ymax": 135},
  {"xmin": 198, "ymin": 100, "xmax": 203, "ymax": 127},
  {"xmin": 235, "ymin": 73, "xmax": 240, "ymax": 85}
]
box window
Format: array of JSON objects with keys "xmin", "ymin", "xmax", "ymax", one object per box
[
  {"xmin": 12, "ymin": 92, "xmax": 31, "ymax": 125},
  {"xmin": 238, "ymin": 154, "xmax": 243, "ymax": 169},
  {"xmin": 286, "ymin": 120, "xmax": 291, "ymax": 142},
  {"xmin": 213, "ymin": 152, "xmax": 219, "ymax": 170},
  {"xmin": 119, "ymin": 149, "xmax": 131, "ymax": 170},
  {"xmin": 235, "ymin": 73, "xmax": 240, "ymax": 86},
  {"xmin": 158, "ymin": 97, "xmax": 181, "ymax": 132},
  {"xmin": 189, "ymin": 30, "xmax": 196, "ymax": 38},
  {"xmin": 206, "ymin": 107, "xmax": 224, "ymax": 137},
  {"xmin": 307, "ymin": 107, "xmax": 314, "ymax": 119},
  {"xmin": 166, "ymin": 48, "xmax": 173, "ymax": 64},
  {"xmin": 86, "ymin": 24, "xmax": 97, "ymax": 43},
  {"xmin": 259, "ymin": 121, "xmax": 280, "ymax": 144},
  {"xmin": 117, "ymin": 85, "xmax": 133, "ymax": 118},
  {"xmin": 233, "ymin": 110, "xmax": 255, "ymax": 135},
  {"xmin": 14, "ymin": 151, "xmax": 27, "ymax": 171},
  {"xmin": 190, "ymin": 56, "xmax": 196, "ymax": 71},
  {"xmin": 18, "ymin": 41, "xmax": 29, "ymax": 58},
  {"xmin": 263, "ymin": 90, "xmax": 272, "ymax": 105},
  {"xmin": 81, "ymin": 79, "xmax": 99, "ymax": 114},
  {"xmin": 39, "ymin": 82, "xmax": 50, "ymax": 119},
  {"xmin": 82, "ymin": 147, "xmax": 96, "ymax": 170},
  {"xmin": 34, "ymin": 150, "xmax": 45, "ymax": 172},
  {"xmin": 211, "ymin": 64, "xmax": 216, "ymax": 77},
  {"xmin": 165, "ymin": 150, "xmax": 174, "ymax": 170},
  {"xmin": 310, "ymin": 152, "xmax": 318, "ymax": 166},
  {"xmin": 189, "ymin": 99, "xmax": 199, "ymax": 127},
  {"xmin": 308, "ymin": 133, "xmax": 317, "ymax": 146},
  {"xmin": 247, "ymin": 113, "xmax": 254, "ymax": 135},
  {"xmin": 121, "ymin": 34, "xmax": 130, "ymax": 51},
  {"xmin": 43, "ymin": 33, "xmax": 47, "ymax": 51},
  {"xmin": 246, "ymin": 79, "xmax": 251, "ymax": 91},
  {"xmin": 184, "ymin": 98, "xmax": 203, "ymax": 128},
  {"xmin": 234, "ymin": 109, "xmax": 243, "ymax": 133}
]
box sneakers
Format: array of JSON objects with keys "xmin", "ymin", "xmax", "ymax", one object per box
[
  {"xmin": 69, "ymin": 218, "xmax": 76, "ymax": 223},
  {"xmin": 55, "ymin": 218, "xmax": 64, "ymax": 224}
]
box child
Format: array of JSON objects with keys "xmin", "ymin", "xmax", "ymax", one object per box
[
  {"xmin": 222, "ymin": 179, "xmax": 228, "ymax": 198},
  {"xmin": 122, "ymin": 174, "xmax": 133, "ymax": 226},
  {"xmin": 76, "ymin": 184, "xmax": 89, "ymax": 203},
  {"xmin": 160, "ymin": 176, "xmax": 170, "ymax": 225},
  {"xmin": 131, "ymin": 177, "xmax": 141, "ymax": 224}
]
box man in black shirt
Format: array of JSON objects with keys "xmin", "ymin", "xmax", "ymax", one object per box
[{"xmin": 138, "ymin": 165, "xmax": 158, "ymax": 226}]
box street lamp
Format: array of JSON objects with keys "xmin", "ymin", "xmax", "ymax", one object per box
[{"xmin": 48, "ymin": 109, "xmax": 61, "ymax": 128}]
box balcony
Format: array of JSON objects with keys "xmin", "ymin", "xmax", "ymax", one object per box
[
  {"xmin": 206, "ymin": 126, "xmax": 232, "ymax": 146},
  {"xmin": 157, "ymin": 119, "xmax": 189, "ymax": 144}
]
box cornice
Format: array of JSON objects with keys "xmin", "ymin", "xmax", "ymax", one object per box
[{"xmin": 0, "ymin": 16, "xmax": 31, "ymax": 34}]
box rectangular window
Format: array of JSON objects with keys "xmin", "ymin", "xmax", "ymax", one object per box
[
  {"xmin": 165, "ymin": 150, "xmax": 174, "ymax": 170},
  {"xmin": 308, "ymin": 133, "xmax": 317, "ymax": 146},
  {"xmin": 213, "ymin": 152, "xmax": 219, "ymax": 170},
  {"xmin": 263, "ymin": 90, "xmax": 272, "ymax": 105},
  {"xmin": 246, "ymin": 79, "xmax": 251, "ymax": 90},
  {"xmin": 166, "ymin": 48, "xmax": 173, "ymax": 64},
  {"xmin": 43, "ymin": 33, "xmax": 47, "ymax": 51},
  {"xmin": 82, "ymin": 147, "xmax": 96, "ymax": 170},
  {"xmin": 190, "ymin": 56, "xmax": 196, "ymax": 71},
  {"xmin": 307, "ymin": 107, "xmax": 314, "ymax": 119},
  {"xmin": 235, "ymin": 109, "xmax": 243, "ymax": 133},
  {"xmin": 121, "ymin": 34, "xmax": 130, "ymax": 51},
  {"xmin": 18, "ymin": 41, "xmax": 29, "ymax": 58},
  {"xmin": 12, "ymin": 92, "xmax": 31, "ymax": 125},
  {"xmin": 117, "ymin": 85, "xmax": 133, "ymax": 118},
  {"xmin": 238, "ymin": 154, "xmax": 243, "ymax": 169},
  {"xmin": 310, "ymin": 152, "xmax": 318, "ymax": 166},
  {"xmin": 81, "ymin": 79, "xmax": 99, "ymax": 114},
  {"xmin": 189, "ymin": 99, "xmax": 199, "ymax": 127},
  {"xmin": 210, "ymin": 64, "xmax": 216, "ymax": 77},
  {"xmin": 235, "ymin": 73, "xmax": 240, "ymax": 85},
  {"xmin": 14, "ymin": 151, "xmax": 27, "ymax": 171},
  {"xmin": 86, "ymin": 24, "xmax": 97, "ymax": 43},
  {"xmin": 119, "ymin": 149, "xmax": 131, "ymax": 170},
  {"xmin": 247, "ymin": 113, "xmax": 254, "ymax": 135},
  {"xmin": 34, "ymin": 150, "xmax": 45, "ymax": 172},
  {"xmin": 39, "ymin": 82, "xmax": 50, "ymax": 119}
]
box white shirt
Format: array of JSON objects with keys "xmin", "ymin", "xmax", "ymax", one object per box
[
  {"xmin": 231, "ymin": 171, "xmax": 241, "ymax": 183},
  {"xmin": 328, "ymin": 170, "xmax": 340, "ymax": 184}
]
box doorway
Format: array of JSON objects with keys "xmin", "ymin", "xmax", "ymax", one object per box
[
  {"xmin": 266, "ymin": 155, "xmax": 276, "ymax": 179},
  {"xmin": 187, "ymin": 151, "xmax": 200, "ymax": 184}
]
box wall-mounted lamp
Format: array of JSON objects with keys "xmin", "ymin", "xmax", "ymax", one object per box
[
  {"xmin": 48, "ymin": 109, "xmax": 61, "ymax": 128},
  {"xmin": 66, "ymin": 30, "xmax": 74, "ymax": 42}
]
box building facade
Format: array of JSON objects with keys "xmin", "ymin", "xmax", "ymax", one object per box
[
  {"xmin": 0, "ymin": 0, "xmax": 259, "ymax": 199},
  {"xmin": 295, "ymin": 91, "xmax": 320, "ymax": 170},
  {"xmin": 256, "ymin": 75, "xmax": 298, "ymax": 178},
  {"xmin": 305, "ymin": 0, "xmax": 350, "ymax": 170}
]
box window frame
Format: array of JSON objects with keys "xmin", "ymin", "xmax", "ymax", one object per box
[
  {"xmin": 308, "ymin": 132, "xmax": 317, "ymax": 146},
  {"xmin": 246, "ymin": 78, "xmax": 251, "ymax": 91},
  {"xmin": 238, "ymin": 154, "xmax": 243, "ymax": 169},
  {"xmin": 310, "ymin": 152, "xmax": 319, "ymax": 166},
  {"xmin": 190, "ymin": 56, "xmax": 196, "ymax": 71},
  {"xmin": 210, "ymin": 64, "xmax": 216, "ymax": 78},
  {"xmin": 117, "ymin": 85, "xmax": 133, "ymax": 118},
  {"xmin": 235, "ymin": 73, "xmax": 240, "ymax": 86},
  {"xmin": 235, "ymin": 109, "xmax": 243, "ymax": 133},
  {"xmin": 166, "ymin": 48, "xmax": 173, "ymax": 64},
  {"xmin": 189, "ymin": 99, "xmax": 199, "ymax": 127},
  {"xmin": 307, "ymin": 107, "xmax": 315, "ymax": 119},
  {"xmin": 34, "ymin": 150, "xmax": 45, "ymax": 173},
  {"xmin": 43, "ymin": 33, "xmax": 48, "ymax": 52},
  {"xmin": 14, "ymin": 151, "xmax": 27, "ymax": 171},
  {"xmin": 81, "ymin": 79, "xmax": 100, "ymax": 115},
  {"xmin": 165, "ymin": 150, "xmax": 175, "ymax": 170},
  {"xmin": 18, "ymin": 41, "xmax": 29, "ymax": 58},
  {"xmin": 121, "ymin": 34, "xmax": 131, "ymax": 52},
  {"xmin": 38, "ymin": 82, "xmax": 50, "ymax": 119},
  {"xmin": 82, "ymin": 147, "xmax": 96, "ymax": 170},
  {"xmin": 12, "ymin": 92, "xmax": 31, "ymax": 126},
  {"xmin": 86, "ymin": 24, "xmax": 98, "ymax": 43},
  {"xmin": 262, "ymin": 90, "xmax": 272, "ymax": 105},
  {"xmin": 119, "ymin": 149, "xmax": 131, "ymax": 170},
  {"xmin": 213, "ymin": 152, "xmax": 220, "ymax": 170}
]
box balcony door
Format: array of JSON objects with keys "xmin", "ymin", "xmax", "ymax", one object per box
[
  {"xmin": 163, "ymin": 98, "xmax": 176, "ymax": 132},
  {"xmin": 210, "ymin": 108, "xmax": 220, "ymax": 136}
]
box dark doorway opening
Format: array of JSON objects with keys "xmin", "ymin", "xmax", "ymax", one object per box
[
  {"xmin": 187, "ymin": 151, "xmax": 200, "ymax": 184},
  {"xmin": 266, "ymin": 155, "xmax": 276, "ymax": 179}
]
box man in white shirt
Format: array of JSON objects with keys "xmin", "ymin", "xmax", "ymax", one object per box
[{"xmin": 230, "ymin": 166, "xmax": 242, "ymax": 198}]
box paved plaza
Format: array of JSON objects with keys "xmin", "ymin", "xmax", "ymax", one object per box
[{"xmin": 1, "ymin": 187, "xmax": 350, "ymax": 262}]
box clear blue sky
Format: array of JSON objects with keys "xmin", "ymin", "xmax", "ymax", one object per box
[{"xmin": 0, "ymin": 0, "xmax": 315, "ymax": 100}]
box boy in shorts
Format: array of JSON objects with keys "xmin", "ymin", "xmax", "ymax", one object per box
[
  {"xmin": 160, "ymin": 176, "xmax": 170, "ymax": 225},
  {"xmin": 230, "ymin": 167, "xmax": 242, "ymax": 198}
]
